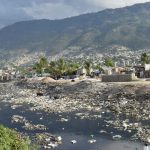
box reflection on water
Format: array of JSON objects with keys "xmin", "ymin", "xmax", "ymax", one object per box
[{"xmin": 0, "ymin": 103, "xmax": 144, "ymax": 150}]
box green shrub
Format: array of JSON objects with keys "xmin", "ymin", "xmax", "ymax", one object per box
[{"xmin": 0, "ymin": 125, "xmax": 38, "ymax": 150}]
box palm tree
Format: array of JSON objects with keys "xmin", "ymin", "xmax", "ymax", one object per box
[
  {"xmin": 84, "ymin": 61, "xmax": 93, "ymax": 76},
  {"xmin": 49, "ymin": 61, "xmax": 59, "ymax": 77},
  {"xmin": 33, "ymin": 57, "xmax": 48, "ymax": 76},
  {"xmin": 94, "ymin": 64, "xmax": 104, "ymax": 72},
  {"xmin": 57, "ymin": 58, "xmax": 67, "ymax": 75},
  {"xmin": 66, "ymin": 63, "xmax": 80, "ymax": 75},
  {"xmin": 33, "ymin": 63, "xmax": 42, "ymax": 74},
  {"xmin": 104, "ymin": 58, "xmax": 114, "ymax": 67},
  {"xmin": 39, "ymin": 57, "xmax": 48, "ymax": 68},
  {"xmin": 141, "ymin": 53, "xmax": 150, "ymax": 64},
  {"xmin": 49, "ymin": 58, "xmax": 67, "ymax": 77}
]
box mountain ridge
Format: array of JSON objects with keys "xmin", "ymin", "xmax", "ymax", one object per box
[{"xmin": 1, "ymin": 2, "xmax": 150, "ymax": 58}]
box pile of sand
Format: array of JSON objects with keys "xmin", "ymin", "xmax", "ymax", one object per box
[{"xmin": 41, "ymin": 77, "xmax": 56, "ymax": 83}]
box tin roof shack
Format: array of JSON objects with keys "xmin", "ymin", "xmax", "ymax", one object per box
[{"xmin": 134, "ymin": 64, "xmax": 150, "ymax": 78}]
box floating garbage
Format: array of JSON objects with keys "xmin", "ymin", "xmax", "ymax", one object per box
[
  {"xmin": 11, "ymin": 115, "xmax": 27, "ymax": 123},
  {"xmin": 11, "ymin": 115, "xmax": 47, "ymax": 131},
  {"xmin": 11, "ymin": 105, "xmax": 22, "ymax": 110},
  {"xmin": 59, "ymin": 118, "xmax": 69, "ymax": 122},
  {"xmin": 23, "ymin": 123, "xmax": 47, "ymax": 131},
  {"xmin": 112, "ymin": 135, "xmax": 122, "ymax": 140},
  {"xmin": 57, "ymin": 136, "xmax": 62, "ymax": 142},
  {"xmin": 48, "ymin": 143, "xmax": 58, "ymax": 148},
  {"xmin": 35, "ymin": 133, "xmax": 62, "ymax": 149},
  {"xmin": 99, "ymin": 130, "xmax": 107, "ymax": 134},
  {"xmin": 71, "ymin": 140, "xmax": 77, "ymax": 144},
  {"xmin": 88, "ymin": 139, "xmax": 96, "ymax": 144}
]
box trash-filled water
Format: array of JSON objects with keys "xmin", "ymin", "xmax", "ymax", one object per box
[{"xmin": 0, "ymin": 102, "xmax": 144, "ymax": 150}]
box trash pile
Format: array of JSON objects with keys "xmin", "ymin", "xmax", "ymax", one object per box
[
  {"xmin": 34, "ymin": 133, "xmax": 62, "ymax": 149},
  {"xmin": 11, "ymin": 115, "xmax": 46, "ymax": 131},
  {"xmin": 1, "ymin": 80, "xmax": 150, "ymax": 144}
]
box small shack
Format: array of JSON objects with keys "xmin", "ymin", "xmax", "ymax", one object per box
[{"xmin": 134, "ymin": 64, "xmax": 150, "ymax": 78}]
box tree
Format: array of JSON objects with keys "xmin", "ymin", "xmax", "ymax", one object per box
[
  {"xmin": 49, "ymin": 58, "xmax": 67, "ymax": 77},
  {"xmin": 33, "ymin": 57, "xmax": 48, "ymax": 75},
  {"xmin": 104, "ymin": 58, "xmax": 114, "ymax": 67},
  {"xmin": 141, "ymin": 53, "xmax": 150, "ymax": 64},
  {"xmin": 94, "ymin": 64, "xmax": 104, "ymax": 72},
  {"xmin": 18, "ymin": 67, "xmax": 29, "ymax": 77},
  {"xmin": 57, "ymin": 58, "xmax": 67, "ymax": 75},
  {"xmin": 66, "ymin": 63, "xmax": 80, "ymax": 75},
  {"xmin": 33, "ymin": 63, "xmax": 42, "ymax": 74},
  {"xmin": 84, "ymin": 61, "xmax": 93, "ymax": 75},
  {"xmin": 39, "ymin": 57, "xmax": 48, "ymax": 68},
  {"xmin": 49, "ymin": 59, "xmax": 80, "ymax": 77}
]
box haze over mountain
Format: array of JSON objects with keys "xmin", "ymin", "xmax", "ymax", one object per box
[{"xmin": 1, "ymin": 2, "xmax": 150, "ymax": 59}]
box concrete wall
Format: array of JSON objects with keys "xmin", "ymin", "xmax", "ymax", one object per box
[
  {"xmin": 102, "ymin": 73, "xmax": 137, "ymax": 82},
  {"xmin": 145, "ymin": 64, "xmax": 150, "ymax": 71}
]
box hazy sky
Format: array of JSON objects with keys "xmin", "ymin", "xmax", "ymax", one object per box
[{"xmin": 0, "ymin": 0, "xmax": 150, "ymax": 28}]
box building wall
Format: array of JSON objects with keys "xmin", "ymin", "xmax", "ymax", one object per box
[
  {"xmin": 102, "ymin": 73, "xmax": 137, "ymax": 82},
  {"xmin": 144, "ymin": 64, "xmax": 150, "ymax": 71}
]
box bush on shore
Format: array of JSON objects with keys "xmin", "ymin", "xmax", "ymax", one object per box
[{"xmin": 0, "ymin": 125, "xmax": 38, "ymax": 150}]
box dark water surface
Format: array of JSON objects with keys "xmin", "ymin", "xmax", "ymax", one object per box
[{"xmin": 0, "ymin": 102, "xmax": 144, "ymax": 150}]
